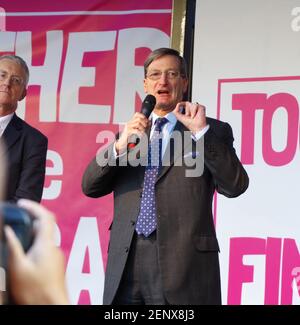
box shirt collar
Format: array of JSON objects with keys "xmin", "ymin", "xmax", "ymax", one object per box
[
  {"xmin": 151, "ymin": 111, "xmax": 177, "ymax": 128},
  {"xmin": 0, "ymin": 112, "xmax": 14, "ymax": 131}
]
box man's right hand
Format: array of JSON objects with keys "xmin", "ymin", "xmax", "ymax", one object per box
[
  {"xmin": 5, "ymin": 199, "xmax": 69, "ymax": 305},
  {"xmin": 115, "ymin": 112, "xmax": 150, "ymax": 155}
]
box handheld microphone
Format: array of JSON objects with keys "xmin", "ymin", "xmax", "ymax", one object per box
[
  {"xmin": 128, "ymin": 94, "xmax": 156, "ymax": 149},
  {"xmin": 140, "ymin": 94, "xmax": 156, "ymax": 118}
]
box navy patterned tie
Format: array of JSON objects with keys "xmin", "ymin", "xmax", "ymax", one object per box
[{"xmin": 135, "ymin": 117, "xmax": 168, "ymax": 237}]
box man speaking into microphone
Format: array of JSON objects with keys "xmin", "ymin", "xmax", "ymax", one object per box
[{"xmin": 82, "ymin": 48, "xmax": 249, "ymax": 305}]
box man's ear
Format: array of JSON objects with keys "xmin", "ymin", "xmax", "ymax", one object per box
[
  {"xmin": 183, "ymin": 78, "xmax": 188, "ymax": 93},
  {"xmin": 143, "ymin": 78, "xmax": 148, "ymax": 93},
  {"xmin": 19, "ymin": 88, "xmax": 27, "ymax": 101}
]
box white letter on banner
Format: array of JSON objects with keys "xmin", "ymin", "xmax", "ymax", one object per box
[
  {"xmin": 14, "ymin": 31, "xmax": 63, "ymax": 121},
  {"xmin": 16, "ymin": 31, "xmax": 63, "ymax": 122},
  {"xmin": 66, "ymin": 217, "xmax": 104, "ymax": 305},
  {"xmin": 114, "ymin": 28, "xmax": 170, "ymax": 123},
  {"xmin": 0, "ymin": 7, "xmax": 6, "ymax": 31},
  {"xmin": 42, "ymin": 150, "xmax": 63, "ymax": 200},
  {"xmin": 60, "ymin": 31, "xmax": 116, "ymax": 123},
  {"xmin": 0, "ymin": 31, "xmax": 15, "ymax": 51},
  {"xmin": 13, "ymin": 32, "xmax": 32, "ymax": 119}
]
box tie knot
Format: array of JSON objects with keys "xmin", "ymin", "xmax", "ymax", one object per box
[{"xmin": 154, "ymin": 117, "xmax": 168, "ymax": 132}]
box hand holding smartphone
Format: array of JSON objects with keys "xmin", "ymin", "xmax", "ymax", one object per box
[
  {"xmin": 0, "ymin": 203, "xmax": 34, "ymax": 304},
  {"xmin": 0, "ymin": 202, "xmax": 34, "ymax": 269}
]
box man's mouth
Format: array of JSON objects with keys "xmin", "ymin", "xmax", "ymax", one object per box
[{"xmin": 157, "ymin": 90, "xmax": 169, "ymax": 95}]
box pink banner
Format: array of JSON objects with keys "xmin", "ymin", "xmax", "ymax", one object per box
[{"xmin": 0, "ymin": 0, "xmax": 172, "ymax": 304}]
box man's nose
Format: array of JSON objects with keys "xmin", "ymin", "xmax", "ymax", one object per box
[{"xmin": 158, "ymin": 72, "xmax": 168, "ymax": 84}]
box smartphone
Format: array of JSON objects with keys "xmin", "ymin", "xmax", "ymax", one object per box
[
  {"xmin": 0, "ymin": 202, "xmax": 34, "ymax": 270},
  {"xmin": 0, "ymin": 203, "xmax": 34, "ymax": 304}
]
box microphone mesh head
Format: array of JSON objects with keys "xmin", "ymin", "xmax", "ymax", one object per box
[{"xmin": 141, "ymin": 95, "xmax": 156, "ymax": 118}]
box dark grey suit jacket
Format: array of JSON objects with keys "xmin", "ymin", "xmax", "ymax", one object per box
[
  {"xmin": 82, "ymin": 117, "xmax": 249, "ymax": 305},
  {"xmin": 1, "ymin": 113, "xmax": 48, "ymax": 202}
]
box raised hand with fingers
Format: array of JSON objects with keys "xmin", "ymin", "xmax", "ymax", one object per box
[{"xmin": 173, "ymin": 101, "xmax": 207, "ymax": 134}]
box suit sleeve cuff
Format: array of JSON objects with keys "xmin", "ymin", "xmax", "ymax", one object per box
[
  {"xmin": 112, "ymin": 142, "xmax": 127, "ymax": 159},
  {"xmin": 191, "ymin": 124, "xmax": 210, "ymax": 141}
]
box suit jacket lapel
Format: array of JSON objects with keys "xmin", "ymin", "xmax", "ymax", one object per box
[
  {"xmin": 2, "ymin": 114, "xmax": 22, "ymax": 154},
  {"xmin": 137, "ymin": 123, "xmax": 151, "ymax": 187},
  {"xmin": 157, "ymin": 121, "xmax": 191, "ymax": 182}
]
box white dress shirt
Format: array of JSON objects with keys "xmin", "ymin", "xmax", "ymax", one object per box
[
  {"xmin": 113, "ymin": 111, "xmax": 209, "ymax": 158},
  {"xmin": 0, "ymin": 113, "xmax": 14, "ymax": 137},
  {"xmin": 150, "ymin": 111, "xmax": 209, "ymax": 156}
]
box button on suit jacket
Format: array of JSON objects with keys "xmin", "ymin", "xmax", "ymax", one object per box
[
  {"xmin": 1, "ymin": 113, "xmax": 48, "ymax": 202},
  {"xmin": 82, "ymin": 117, "xmax": 249, "ymax": 305}
]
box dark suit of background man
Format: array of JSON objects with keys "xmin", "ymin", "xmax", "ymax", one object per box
[
  {"xmin": 0, "ymin": 55, "xmax": 47, "ymax": 202},
  {"xmin": 82, "ymin": 48, "xmax": 249, "ymax": 305}
]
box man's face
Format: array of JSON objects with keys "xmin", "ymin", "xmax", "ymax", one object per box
[
  {"xmin": 0, "ymin": 59, "xmax": 27, "ymax": 115},
  {"xmin": 144, "ymin": 55, "xmax": 188, "ymax": 114}
]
